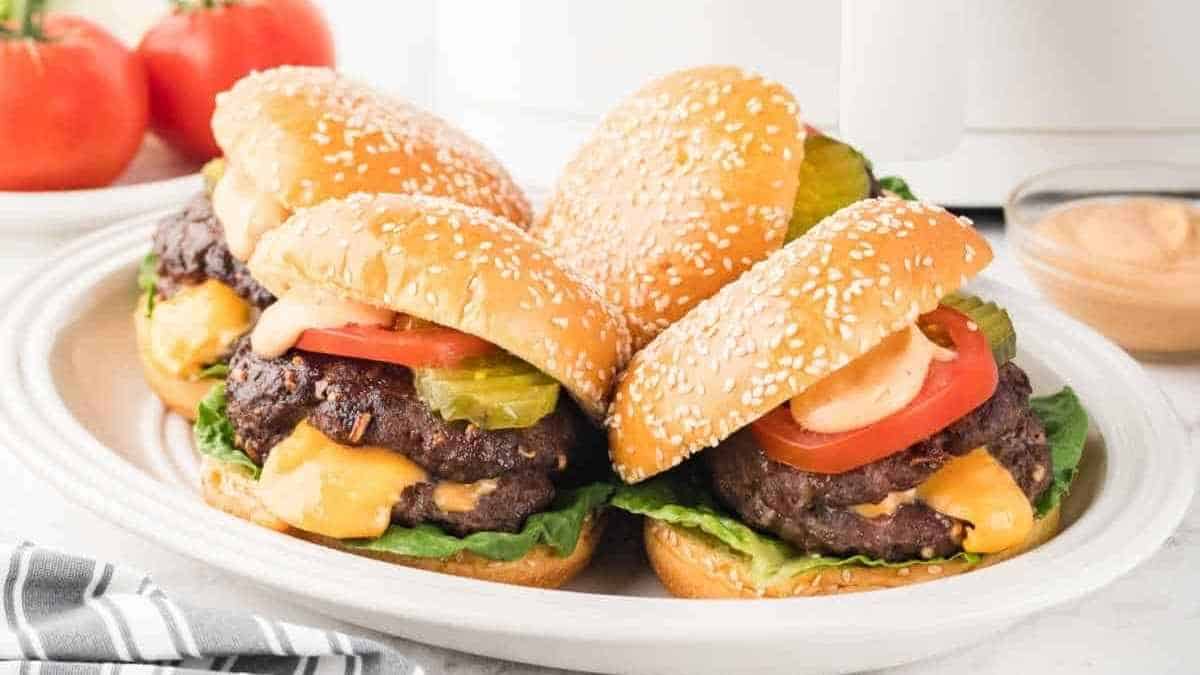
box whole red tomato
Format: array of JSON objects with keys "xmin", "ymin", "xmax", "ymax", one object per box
[
  {"xmin": 0, "ymin": 13, "xmax": 149, "ymax": 191},
  {"xmin": 138, "ymin": 0, "xmax": 335, "ymax": 161}
]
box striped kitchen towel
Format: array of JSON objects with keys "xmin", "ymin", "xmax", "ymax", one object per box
[{"xmin": 0, "ymin": 541, "xmax": 420, "ymax": 674}]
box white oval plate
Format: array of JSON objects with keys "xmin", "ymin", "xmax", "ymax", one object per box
[
  {"xmin": 0, "ymin": 136, "xmax": 201, "ymax": 234},
  {"xmin": 0, "ymin": 213, "xmax": 1192, "ymax": 675}
]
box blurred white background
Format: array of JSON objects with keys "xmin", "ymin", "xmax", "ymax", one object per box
[{"xmin": 60, "ymin": 0, "xmax": 1200, "ymax": 205}]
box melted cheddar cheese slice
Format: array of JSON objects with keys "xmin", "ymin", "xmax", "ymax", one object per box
[
  {"xmin": 148, "ymin": 280, "xmax": 252, "ymax": 378},
  {"xmin": 258, "ymin": 421, "xmax": 428, "ymax": 539},
  {"xmin": 917, "ymin": 447, "xmax": 1034, "ymax": 553}
]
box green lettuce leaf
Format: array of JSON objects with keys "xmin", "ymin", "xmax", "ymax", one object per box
[
  {"xmin": 1031, "ymin": 386, "xmax": 1088, "ymax": 516},
  {"xmin": 192, "ymin": 384, "xmax": 609, "ymax": 560},
  {"xmin": 137, "ymin": 252, "xmax": 159, "ymax": 317},
  {"xmin": 878, "ymin": 175, "xmax": 917, "ymax": 200},
  {"xmin": 611, "ymin": 469, "xmax": 976, "ymax": 586},
  {"xmin": 350, "ymin": 483, "xmax": 613, "ymax": 562},
  {"xmin": 193, "ymin": 383, "xmax": 260, "ymax": 478},
  {"xmin": 197, "ymin": 362, "xmax": 230, "ymax": 380},
  {"xmin": 612, "ymin": 386, "xmax": 1089, "ymax": 584}
]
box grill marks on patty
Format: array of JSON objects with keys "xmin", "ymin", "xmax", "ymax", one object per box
[
  {"xmin": 306, "ymin": 355, "xmax": 576, "ymax": 482},
  {"xmin": 151, "ymin": 193, "xmax": 275, "ymax": 308},
  {"xmin": 225, "ymin": 339, "xmax": 577, "ymax": 480},
  {"xmin": 225, "ymin": 338, "xmax": 584, "ymax": 533},
  {"xmin": 707, "ymin": 363, "xmax": 1052, "ymax": 561}
]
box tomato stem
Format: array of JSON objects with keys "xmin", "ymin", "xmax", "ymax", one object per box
[{"xmin": 0, "ymin": 0, "xmax": 46, "ymax": 40}]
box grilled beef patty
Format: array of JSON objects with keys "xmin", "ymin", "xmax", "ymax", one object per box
[
  {"xmin": 152, "ymin": 193, "xmax": 275, "ymax": 308},
  {"xmin": 392, "ymin": 470, "xmax": 555, "ymax": 536},
  {"xmin": 225, "ymin": 338, "xmax": 580, "ymax": 481},
  {"xmin": 224, "ymin": 338, "xmax": 588, "ymax": 533},
  {"xmin": 707, "ymin": 363, "xmax": 1052, "ymax": 561}
]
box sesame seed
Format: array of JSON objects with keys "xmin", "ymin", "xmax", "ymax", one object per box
[{"xmin": 529, "ymin": 66, "xmax": 805, "ymax": 351}]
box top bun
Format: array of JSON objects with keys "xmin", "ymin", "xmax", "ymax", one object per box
[
  {"xmin": 213, "ymin": 66, "xmax": 531, "ymax": 227},
  {"xmin": 247, "ymin": 193, "xmax": 631, "ymax": 420},
  {"xmin": 608, "ymin": 198, "xmax": 993, "ymax": 482},
  {"xmin": 533, "ymin": 65, "xmax": 807, "ymax": 350}
]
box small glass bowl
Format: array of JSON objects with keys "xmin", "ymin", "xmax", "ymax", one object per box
[{"xmin": 1006, "ymin": 161, "xmax": 1200, "ymax": 356}]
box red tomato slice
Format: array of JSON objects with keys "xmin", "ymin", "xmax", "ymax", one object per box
[
  {"xmin": 749, "ymin": 307, "xmax": 999, "ymax": 474},
  {"xmin": 295, "ymin": 325, "xmax": 497, "ymax": 368}
]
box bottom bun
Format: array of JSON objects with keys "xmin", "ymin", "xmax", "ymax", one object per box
[
  {"xmin": 644, "ymin": 507, "xmax": 1062, "ymax": 598},
  {"xmin": 200, "ymin": 456, "xmax": 602, "ymax": 589},
  {"xmin": 134, "ymin": 298, "xmax": 213, "ymax": 420}
]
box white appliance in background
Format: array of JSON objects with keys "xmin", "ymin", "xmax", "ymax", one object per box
[
  {"xmin": 320, "ymin": 0, "xmax": 1200, "ymax": 207},
  {"xmin": 839, "ymin": 0, "xmax": 967, "ymax": 161},
  {"xmin": 68, "ymin": 0, "xmax": 1199, "ymax": 207}
]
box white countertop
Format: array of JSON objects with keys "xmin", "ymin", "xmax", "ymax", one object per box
[{"xmin": 0, "ymin": 226, "xmax": 1196, "ymax": 675}]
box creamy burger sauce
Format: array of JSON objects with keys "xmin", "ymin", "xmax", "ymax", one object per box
[
  {"xmin": 433, "ymin": 479, "xmax": 499, "ymax": 513},
  {"xmin": 789, "ymin": 323, "xmax": 956, "ymax": 433},
  {"xmin": 1027, "ymin": 197, "xmax": 1200, "ymax": 352},
  {"xmin": 1037, "ymin": 197, "xmax": 1199, "ymax": 269},
  {"xmin": 851, "ymin": 489, "xmax": 916, "ymax": 519},
  {"xmin": 211, "ymin": 164, "xmax": 289, "ymax": 261},
  {"xmin": 251, "ymin": 290, "xmax": 395, "ymax": 358}
]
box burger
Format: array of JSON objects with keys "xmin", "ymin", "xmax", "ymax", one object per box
[
  {"xmin": 534, "ymin": 64, "xmax": 914, "ymax": 351},
  {"xmin": 607, "ymin": 198, "xmax": 1088, "ymax": 597},
  {"xmin": 193, "ymin": 192, "xmax": 630, "ymax": 587},
  {"xmin": 135, "ymin": 65, "xmax": 531, "ymax": 419}
]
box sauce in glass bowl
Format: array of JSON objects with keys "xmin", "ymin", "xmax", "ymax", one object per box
[{"xmin": 1007, "ymin": 163, "xmax": 1200, "ymax": 354}]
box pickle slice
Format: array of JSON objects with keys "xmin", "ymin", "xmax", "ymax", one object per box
[
  {"xmin": 786, "ymin": 133, "xmax": 873, "ymax": 242},
  {"xmin": 436, "ymin": 383, "xmax": 560, "ymax": 430},
  {"xmin": 941, "ymin": 292, "xmax": 1017, "ymax": 365},
  {"xmin": 202, "ymin": 158, "xmax": 225, "ymax": 196},
  {"xmin": 414, "ymin": 354, "xmax": 561, "ymax": 430},
  {"xmin": 417, "ymin": 373, "xmax": 547, "ymax": 403}
]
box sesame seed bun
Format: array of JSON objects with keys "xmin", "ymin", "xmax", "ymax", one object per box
[
  {"xmin": 133, "ymin": 296, "xmax": 214, "ymax": 421},
  {"xmin": 534, "ymin": 65, "xmax": 807, "ymax": 350},
  {"xmin": 642, "ymin": 506, "xmax": 1060, "ymax": 598},
  {"xmin": 200, "ymin": 456, "xmax": 602, "ymax": 589},
  {"xmin": 608, "ymin": 198, "xmax": 993, "ymax": 482},
  {"xmin": 212, "ymin": 66, "xmax": 531, "ymax": 227},
  {"xmin": 247, "ymin": 193, "xmax": 632, "ymax": 420}
]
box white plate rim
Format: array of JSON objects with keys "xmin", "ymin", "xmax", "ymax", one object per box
[
  {"xmin": 0, "ymin": 173, "xmax": 202, "ymax": 234},
  {"xmin": 0, "ymin": 211, "xmax": 1192, "ymax": 645}
]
